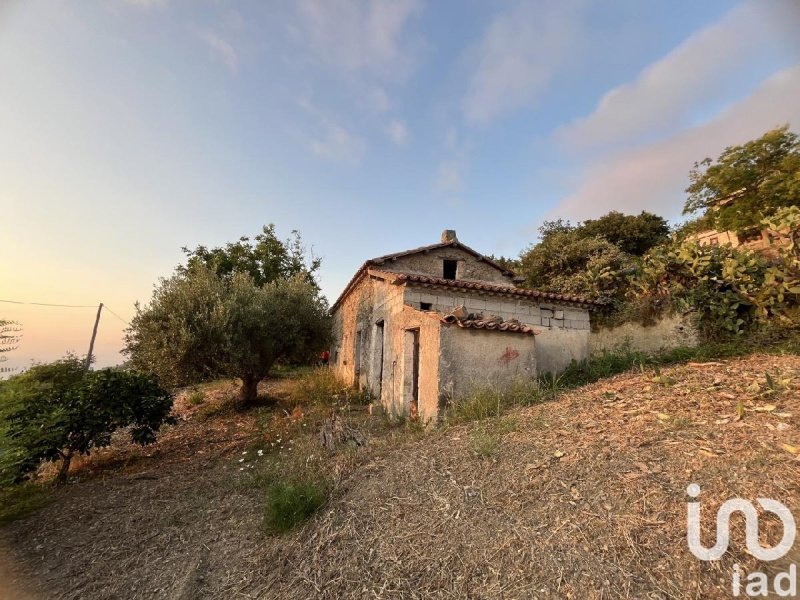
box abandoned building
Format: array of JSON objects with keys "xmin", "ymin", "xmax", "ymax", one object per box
[{"xmin": 330, "ymin": 230, "xmax": 600, "ymax": 421}]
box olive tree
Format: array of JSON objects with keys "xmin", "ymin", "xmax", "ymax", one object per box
[{"xmin": 125, "ymin": 267, "xmax": 330, "ymax": 407}]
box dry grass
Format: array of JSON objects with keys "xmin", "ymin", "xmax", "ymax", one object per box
[{"xmin": 1, "ymin": 355, "xmax": 799, "ymax": 599}]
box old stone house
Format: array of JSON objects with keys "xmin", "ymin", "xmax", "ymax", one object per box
[{"xmin": 330, "ymin": 230, "xmax": 599, "ymax": 421}]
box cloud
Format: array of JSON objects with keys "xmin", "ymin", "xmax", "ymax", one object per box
[
  {"xmin": 121, "ymin": 0, "xmax": 168, "ymax": 8},
  {"xmin": 556, "ymin": 1, "xmax": 800, "ymax": 152},
  {"xmin": 385, "ymin": 119, "xmax": 410, "ymax": 146},
  {"xmin": 299, "ymin": 98, "xmax": 366, "ymax": 165},
  {"xmin": 550, "ymin": 65, "xmax": 800, "ymax": 222},
  {"xmin": 296, "ymin": 0, "xmax": 422, "ymax": 79},
  {"xmin": 197, "ymin": 30, "xmax": 238, "ymax": 72},
  {"xmin": 310, "ymin": 123, "xmax": 365, "ymax": 165},
  {"xmin": 368, "ymin": 87, "xmax": 391, "ymax": 112},
  {"xmin": 435, "ymin": 159, "xmax": 463, "ymax": 194},
  {"xmin": 462, "ymin": 0, "xmax": 585, "ymax": 125}
]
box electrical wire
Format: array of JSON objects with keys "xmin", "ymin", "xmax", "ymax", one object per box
[
  {"xmin": 0, "ymin": 298, "xmax": 131, "ymax": 325},
  {"xmin": 0, "ymin": 299, "xmax": 96, "ymax": 308},
  {"xmin": 101, "ymin": 304, "xmax": 130, "ymax": 326}
]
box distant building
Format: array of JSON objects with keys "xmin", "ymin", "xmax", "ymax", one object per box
[
  {"xmin": 691, "ymin": 189, "xmax": 785, "ymax": 254},
  {"xmin": 330, "ymin": 230, "xmax": 600, "ymax": 421}
]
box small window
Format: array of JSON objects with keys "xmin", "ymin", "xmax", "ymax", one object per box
[
  {"xmin": 443, "ymin": 259, "xmax": 457, "ymax": 280},
  {"xmin": 420, "ymin": 302, "xmax": 432, "ymax": 311}
]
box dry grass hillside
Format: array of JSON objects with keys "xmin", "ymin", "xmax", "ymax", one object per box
[{"xmin": 1, "ymin": 355, "xmax": 799, "ymax": 599}]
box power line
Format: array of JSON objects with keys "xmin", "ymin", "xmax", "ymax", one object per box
[
  {"xmin": 0, "ymin": 299, "xmax": 96, "ymax": 308},
  {"xmin": 102, "ymin": 304, "xmax": 130, "ymax": 326},
  {"xmin": 0, "ymin": 298, "xmax": 131, "ymax": 325}
]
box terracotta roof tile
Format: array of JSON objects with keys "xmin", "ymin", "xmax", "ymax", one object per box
[{"xmin": 441, "ymin": 317, "xmax": 537, "ymax": 335}]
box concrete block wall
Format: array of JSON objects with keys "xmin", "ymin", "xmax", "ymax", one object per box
[{"xmin": 403, "ymin": 286, "xmax": 590, "ymax": 332}]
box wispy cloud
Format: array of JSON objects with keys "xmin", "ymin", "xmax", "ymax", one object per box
[
  {"xmin": 368, "ymin": 87, "xmax": 391, "ymax": 112},
  {"xmin": 550, "ymin": 65, "xmax": 800, "ymax": 222},
  {"xmin": 121, "ymin": 0, "xmax": 168, "ymax": 8},
  {"xmin": 310, "ymin": 123, "xmax": 365, "ymax": 165},
  {"xmin": 296, "ymin": 0, "xmax": 423, "ymax": 79},
  {"xmin": 385, "ymin": 119, "xmax": 410, "ymax": 146},
  {"xmin": 299, "ymin": 98, "xmax": 366, "ymax": 165},
  {"xmin": 462, "ymin": 0, "xmax": 586, "ymax": 125},
  {"xmin": 197, "ymin": 29, "xmax": 238, "ymax": 72},
  {"xmin": 435, "ymin": 159, "xmax": 463, "ymax": 194},
  {"xmin": 556, "ymin": 1, "xmax": 800, "ymax": 153}
]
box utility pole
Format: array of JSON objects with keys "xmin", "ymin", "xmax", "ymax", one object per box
[{"xmin": 85, "ymin": 303, "xmax": 103, "ymax": 372}]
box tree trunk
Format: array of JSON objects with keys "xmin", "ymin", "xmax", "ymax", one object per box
[
  {"xmin": 238, "ymin": 374, "xmax": 259, "ymax": 409},
  {"xmin": 55, "ymin": 449, "xmax": 73, "ymax": 486}
]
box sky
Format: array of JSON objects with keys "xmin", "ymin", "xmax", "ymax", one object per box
[{"xmin": 1, "ymin": 0, "xmax": 799, "ymax": 373}]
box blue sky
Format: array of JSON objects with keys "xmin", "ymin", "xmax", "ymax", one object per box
[{"xmin": 1, "ymin": 0, "xmax": 799, "ymax": 370}]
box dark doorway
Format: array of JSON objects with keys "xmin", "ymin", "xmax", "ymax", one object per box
[
  {"xmin": 443, "ymin": 259, "xmax": 457, "ymax": 280},
  {"xmin": 375, "ymin": 320, "xmax": 385, "ymax": 400},
  {"xmin": 403, "ymin": 328, "xmax": 420, "ymax": 417}
]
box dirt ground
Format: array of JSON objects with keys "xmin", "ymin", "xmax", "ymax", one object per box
[{"xmin": 2, "ymin": 355, "xmax": 800, "ymax": 599}]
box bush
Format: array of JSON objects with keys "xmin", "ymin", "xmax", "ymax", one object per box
[
  {"xmin": 0, "ymin": 357, "xmax": 174, "ymax": 485},
  {"xmin": 264, "ymin": 478, "xmax": 327, "ymax": 532}
]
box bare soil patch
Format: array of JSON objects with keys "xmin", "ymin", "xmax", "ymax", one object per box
[{"xmin": 2, "ymin": 355, "xmax": 799, "ymax": 599}]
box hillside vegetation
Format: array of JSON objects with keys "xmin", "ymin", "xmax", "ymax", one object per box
[{"xmin": 1, "ymin": 353, "xmax": 799, "ymax": 599}]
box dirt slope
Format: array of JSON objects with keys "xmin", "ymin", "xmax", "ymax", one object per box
[{"xmin": 2, "ymin": 355, "xmax": 799, "ymax": 599}]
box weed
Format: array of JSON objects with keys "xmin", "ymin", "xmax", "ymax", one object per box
[
  {"xmin": 447, "ymin": 379, "xmax": 552, "ymax": 424},
  {"xmin": 471, "ymin": 428, "xmax": 500, "ymax": 458},
  {"xmin": 287, "ymin": 368, "xmax": 368, "ymax": 407},
  {"xmin": 186, "ymin": 388, "xmax": 205, "ymax": 406},
  {"xmin": 195, "ymin": 399, "xmax": 235, "ymax": 422},
  {"xmin": 264, "ymin": 478, "xmax": 328, "ymax": 533},
  {"xmin": 0, "ymin": 483, "xmax": 53, "ymax": 525}
]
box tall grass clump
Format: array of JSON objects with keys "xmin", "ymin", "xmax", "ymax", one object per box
[
  {"xmin": 447, "ymin": 378, "xmax": 558, "ymax": 424},
  {"xmin": 288, "ymin": 368, "xmax": 368, "ymax": 406},
  {"xmin": 264, "ymin": 477, "xmax": 328, "ymax": 533}
]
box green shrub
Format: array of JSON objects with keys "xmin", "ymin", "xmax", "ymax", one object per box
[
  {"xmin": 264, "ymin": 478, "xmax": 327, "ymax": 532},
  {"xmin": 0, "ymin": 356, "xmax": 174, "ymax": 485}
]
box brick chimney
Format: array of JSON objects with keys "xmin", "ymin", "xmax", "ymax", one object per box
[{"xmin": 441, "ymin": 229, "xmax": 458, "ymax": 243}]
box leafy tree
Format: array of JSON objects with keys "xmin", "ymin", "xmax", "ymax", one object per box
[
  {"xmin": 519, "ymin": 233, "xmax": 633, "ymax": 304},
  {"xmin": 180, "ymin": 224, "xmax": 321, "ymax": 288},
  {"xmin": 0, "ymin": 356, "xmax": 174, "ymax": 485},
  {"xmin": 630, "ymin": 207, "xmax": 800, "ymax": 337},
  {"xmin": 125, "ymin": 267, "xmax": 330, "ymax": 407},
  {"xmin": 580, "ymin": 211, "xmax": 670, "ymax": 256},
  {"xmin": 684, "ymin": 126, "xmax": 800, "ymax": 236},
  {"xmin": 517, "ymin": 211, "xmax": 668, "ymax": 301}
]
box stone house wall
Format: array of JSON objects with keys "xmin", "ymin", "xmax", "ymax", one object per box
[{"xmin": 377, "ymin": 246, "xmax": 514, "ymax": 285}]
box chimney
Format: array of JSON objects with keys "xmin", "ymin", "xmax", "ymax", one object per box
[{"xmin": 441, "ymin": 229, "xmax": 458, "ymax": 243}]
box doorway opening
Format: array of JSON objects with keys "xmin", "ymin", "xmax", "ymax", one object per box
[{"xmin": 403, "ymin": 328, "xmax": 420, "ymax": 417}]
